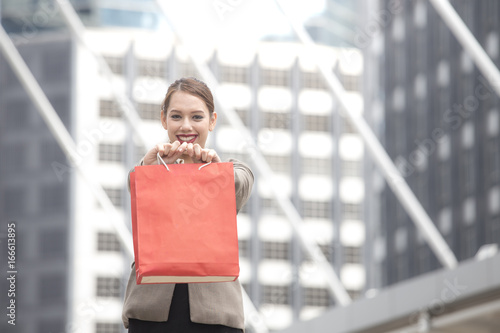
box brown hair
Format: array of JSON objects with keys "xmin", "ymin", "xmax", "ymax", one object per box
[{"xmin": 161, "ymin": 77, "xmax": 215, "ymax": 117}]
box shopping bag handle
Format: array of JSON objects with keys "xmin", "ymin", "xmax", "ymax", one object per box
[{"xmin": 156, "ymin": 152, "xmax": 211, "ymax": 171}]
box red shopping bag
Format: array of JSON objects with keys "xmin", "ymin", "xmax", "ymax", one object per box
[{"xmin": 130, "ymin": 162, "xmax": 239, "ymax": 284}]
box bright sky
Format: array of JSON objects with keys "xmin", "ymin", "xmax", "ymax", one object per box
[{"xmin": 158, "ymin": 0, "xmax": 326, "ymax": 49}]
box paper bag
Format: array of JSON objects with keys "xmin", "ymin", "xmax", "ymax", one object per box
[{"xmin": 130, "ymin": 162, "xmax": 239, "ymax": 284}]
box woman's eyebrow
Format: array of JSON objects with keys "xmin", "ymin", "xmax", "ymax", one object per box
[{"xmin": 168, "ymin": 109, "xmax": 205, "ymax": 114}]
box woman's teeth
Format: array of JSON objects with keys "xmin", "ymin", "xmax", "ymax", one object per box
[{"xmin": 178, "ymin": 136, "xmax": 196, "ymax": 143}]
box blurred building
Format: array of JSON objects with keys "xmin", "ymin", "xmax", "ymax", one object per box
[
  {"xmin": 304, "ymin": 0, "xmax": 360, "ymax": 47},
  {"xmin": 1, "ymin": 2, "xmax": 366, "ymax": 333},
  {"xmin": 364, "ymin": 0, "xmax": 500, "ymax": 290},
  {"xmin": 82, "ymin": 27, "xmax": 366, "ymax": 331},
  {"xmin": 0, "ymin": 32, "xmax": 73, "ymax": 333},
  {"xmin": 0, "ymin": 24, "xmax": 365, "ymax": 333}
]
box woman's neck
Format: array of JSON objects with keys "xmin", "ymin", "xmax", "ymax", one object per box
[{"xmin": 181, "ymin": 155, "xmax": 193, "ymax": 164}]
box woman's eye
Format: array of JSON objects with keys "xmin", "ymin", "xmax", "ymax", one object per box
[
  {"xmin": 170, "ymin": 115, "xmax": 181, "ymax": 119},
  {"xmin": 193, "ymin": 115, "xmax": 204, "ymax": 120}
]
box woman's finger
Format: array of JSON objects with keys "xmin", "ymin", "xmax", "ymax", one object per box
[
  {"xmin": 157, "ymin": 143, "xmax": 166, "ymax": 155},
  {"xmin": 201, "ymin": 149, "xmax": 209, "ymax": 162},
  {"xmin": 167, "ymin": 141, "xmax": 181, "ymax": 157},
  {"xmin": 193, "ymin": 144, "xmax": 202, "ymax": 161},
  {"xmin": 186, "ymin": 143, "xmax": 194, "ymax": 157}
]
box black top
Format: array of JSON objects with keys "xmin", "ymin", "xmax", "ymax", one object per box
[{"xmin": 128, "ymin": 284, "xmax": 244, "ymax": 333}]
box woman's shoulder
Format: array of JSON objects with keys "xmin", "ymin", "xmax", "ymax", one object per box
[{"xmin": 227, "ymin": 159, "xmax": 253, "ymax": 177}]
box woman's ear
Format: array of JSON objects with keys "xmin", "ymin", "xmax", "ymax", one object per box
[
  {"xmin": 209, "ymin": 112, "xmax": 217, "ymax": 131},
  {"xmin": 161, "ymin": 110, "xmax": 168, "ymax": 130}
]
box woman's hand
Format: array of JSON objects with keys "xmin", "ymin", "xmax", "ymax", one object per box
[
  {"xmin": 185, "ymin": 143, "xmax": 221, "ymax": 163},
  {"xmin": 142, "ymin": 141, "xmax": 188, "ymax": 165}
]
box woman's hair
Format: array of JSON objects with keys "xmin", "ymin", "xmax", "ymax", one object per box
[{"xmin": 161, "ymin": 77, "xmax": 215, "ymax": 117}]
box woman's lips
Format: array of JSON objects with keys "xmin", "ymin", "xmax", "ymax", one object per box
[{"xmin": 177, "ymin": 135, "xmax": 198, "ymax": 144}]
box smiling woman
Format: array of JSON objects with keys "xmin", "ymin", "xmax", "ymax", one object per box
[
  {"xmin": 122, "ymin": 77, "xmax": 254, "ymax": 333},
  {"xmin": 142, "ymin": 77, "xmax": 219, "ymax": 165}
]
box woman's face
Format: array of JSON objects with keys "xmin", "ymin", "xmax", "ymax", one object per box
[{"xmin": 161, "ymin": 90, "xmax": 217, "ymax": 149}]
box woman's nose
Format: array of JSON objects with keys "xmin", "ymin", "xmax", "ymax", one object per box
[{"xmin": 180, "ymin": 118, "xmax": 192, "ymax": 131}]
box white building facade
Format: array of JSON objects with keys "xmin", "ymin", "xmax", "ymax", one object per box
[{"xmin": 68, "ymin": 27, "xmax": 366, "ymax": 332}]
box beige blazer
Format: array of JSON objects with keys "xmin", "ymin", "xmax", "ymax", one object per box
[{"xmin": 122, "ymin": 159, "xmax": 254, "ymax": 330}]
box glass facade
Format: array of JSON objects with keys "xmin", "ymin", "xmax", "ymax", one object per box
[
  {"xmin": 366, "ymin": 0, "xmax": 500, "ymax": 288},
  {"xmin": 0, "ymin": 33, "xmax": 73, "ymax": 333}
]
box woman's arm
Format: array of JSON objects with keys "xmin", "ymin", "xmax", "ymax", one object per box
[
  {"xmin": 229, "ymin": 159, "xmax": 254, "ymax": 213},
  {"xmin": 127, "ymin": 159, "xmax": 144, "ymax": 193}
]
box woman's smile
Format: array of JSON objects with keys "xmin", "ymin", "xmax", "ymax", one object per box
[{"xmin": 177, "ymin": 135, "xmax": 198, "ymax": 144}]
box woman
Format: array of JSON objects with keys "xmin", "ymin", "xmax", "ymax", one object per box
[{"xmin": 122, "ymin": 77, "xmax": 254, "ymax": 332}]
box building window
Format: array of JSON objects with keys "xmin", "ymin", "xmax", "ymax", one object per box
[
  {"xmin": 342, "ymin": 119, "xmax": 357, "ymax": 134},
  {"xmin": 391, "ymin": 113, "xmax": 406, "ymax": 153},
  {"xmin": 416, "ymin": 245, "xmax": 431, "ymax": 273},
  {"xmin": 238, "ymin": 239, "xmax": 249, "ymax": 258},
  {"xmin": 39, "ymin": 274, "xmax": 66, "ymax": 304},
  {"xmin": 137, "ymin": 59, "xmax": 166, "ymax": 77},
  {"xmin": 302, "ymin": 71, "xmax": 327, "ymax": 90},
  {"xmin": 438, "ymin": 161, "xmax": 451, "ymax": 206},
  {"xmin": 100, "ymin": 99, "xmax": 120, "ymax": 118},
  {"xmin": 2, "ymin": 102, "xmax": 29, "ymax": 130},
  {"xmin": 261, "ymin": 198, "xmax": 280, "ymax": 215},
  {"xmin": 265, "ymin": 155, "xmax": 291, "ymax": 174},
  {"xmin": 40, "ymin": 229, "xmax": 66, "ymax": 258},
  {"xmin": 3, "ymin": 187, "xmax": 25, "ymax": 216},
  {"xmin": 488, "ymin": 215, "xmax": 500, "ymax": 244},
  {"xmin": 97, "ymin": 232, "xmax": 121, "ymax": 252},
  {"xmin": 262, "ymin": 285, "xmax": 290, "ymax": 305},
  {"xmin": 344, "ymin": 246, "xmax": 362, "ymax": 264},
  {"xmin": 262, "ymin": 241, "xmax": 290, "ymax": 260},
  {"xmin": 234, "ymin": 108, "xmax": 249, "ymax": 126},
  {"xmin": 99, "ymin": 143, "xmax": 123, "ymax": 163},
  {"xmin": 263, "ymin": 112, "xmax": 290, "ymax": 129},
  {"xmin": 135, "ymin": 145, "xmax": 147, "ymax": 163},
  {"xmin": 301, "ymin": 201, "xmax": 330, "ymax": 219},
  {"xmin": 40, "ymin": 319, "xmax": 65, "ymax": 333},
  {"xmin": 341, "ymin": 203, "xmax": 362, "ymax": 220},
  {"xmin": 413, "ymin": 174, "xmax": 428, "ymax": 210},
  {"xmin": 103, "ymin": 187, "xmax": 122, "ymax": 208},
  {"xmin": 341, "ymin": 74, "xmax": 361, "ymax": 92},
  {"xmin": 261, "ymin": 68, "xmax": 290, "ymax": 86},
  {"xmin": 303, "ymin": 115, "xmax": 330, "ymax": 132},
  {"xmin": 220, "ymin": 65, "xmax": 248, "ymax": 84},
  {"xmin": 103, "ymin": 56, "xmax": 123, "ymax": 75},
  {"xmin": 414, "ymin": 107, "xmax": 428, "ymax": 141},
  {"xmin": 488, "ymin": 138, "xmax": 500, "ymax": 184},
  {"xmin": 342, "ymin": 160, "xmax": 362, "ymax": 177},
  {"xmin": 302, "ymin": 158, "xmax": 331, "ymax": 175},
  {"xmin": 461, "ymin": 149, "xmax": 475, "ymax": 195},
  {"xmin": 96, "ymin": 277, "xmax": 121, "ymax": 298},
  {"xmin": 395, "ymin": 254, "xmax": 409, "ymax": 281},
  {"xmin": 40, "ymin": 184, "xmax": 68, "ymax": 214},
  {"xmin": 41, "ymin": 138, "xmax": 66, "ymax": 169},
  {"xmin": 303, "ymin": 287, "xmax": 330, "ymax": 307},
  {"xmin": 1, "ymin": 142, "xmax": 26, "ymax": 174},
  {"xmin": 462, "ymin": 227, "xmax": 477, "ymax": 259},
  {"xmin": 437, "ymin": 22, "xmax": 450, "ymax": 57},
  {"xmin": 138, "ymin": 102, "xmax": 161, "ymax": 120},
  {"xmin": 178, "ymin": 62, "xmax": 198, "ymax": 78},
  {"xmin": 96, "ymin": 322, "xmax": 121, "ymax": 333},
  {"xmin": 394, "ymin": 45, "xmax": 406, "ymax": 82}
]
